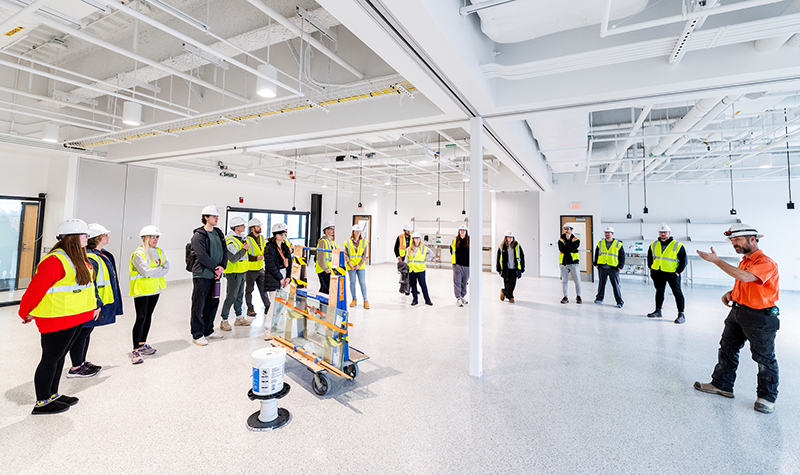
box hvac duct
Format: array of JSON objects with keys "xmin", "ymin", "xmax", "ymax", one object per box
[{"xmin": 754, "ymin": 0, "xmax": 800, "ymax": 52}]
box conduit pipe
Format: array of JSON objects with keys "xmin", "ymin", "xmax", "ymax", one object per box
[
  {"xmin": 0, "ymin": 98, "xmax": 121, "ymax": 130},
  {"xmin": 696, "ymin": 128, "xmax": 800, "ymax": 178},
  {"xmin": 787, "ymin": 33, "xmax": 800, "ymax": 47},
  {"xmin": 0, "ymin": 0, "xmax": 247, "ymax": 105},
  {"xmin": 245, "ymin": 0, "xmax": 365, "ymax": 80},
  {"xmin": 96, "ymin": 0, "xmax": 303, "ymax": 96},
  {"xmin": 0, "ymin": 104, "xmax": 114, "ymax": 133},
  {"xmin": 0, "ymin": 83, "xmax": 122, "ymax": 121},
  {"xmin": 0, "ymin": 0, "xmax": 54, "ymax": 34},
  {"xmin": 754, "ymin": 0, "xmax": 800, "ymax": 52},
  {"xmin": 603, "ymin": 105, "xmax": 652, "ymax": 183},
  {"xmin": 663, "ymin": 95, "xmax": 742, "ymax": 156}
]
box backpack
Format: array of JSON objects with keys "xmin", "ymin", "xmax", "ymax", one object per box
[{"xmin": 185, "ymin": 242, "xmax": 197, "ymax": 272}]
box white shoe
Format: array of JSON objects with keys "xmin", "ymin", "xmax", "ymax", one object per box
[
  {"xmin": 193, "ymin": 336, "xmax": 208, "ymax": 346},
  {"xmin": 461, "ymin": 297, "xmax": 468, "ymax": 305},
  {"xmin": 456, "ymin": 298, "xmax": 463, "ymax": 307},
  {"xmin": 207, "ymin": 331, "xmax": 224, "ymax": 340}
]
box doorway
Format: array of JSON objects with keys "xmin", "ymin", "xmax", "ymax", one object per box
[
  {"xmin": 560, "ymin": 215, "xmax": 593, "ymax": 282},
  {"xmin": 0, "ymin": 194, "xmax": 45, "ymax": 305},
  {"xmin": 352, "ymin": 215, "xmax": 372, "ymax": 265}
]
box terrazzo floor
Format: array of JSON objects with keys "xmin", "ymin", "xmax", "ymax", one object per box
[{"xmin": 1, "ymin": 264, "xmax": 799, "ymax": 475}]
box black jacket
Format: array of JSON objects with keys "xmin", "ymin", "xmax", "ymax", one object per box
[
  {"xmin": 647, "ymin": 237, "xmax": 687, "ymax": 274},
  {"xmin": 593, "ymin": 239, "xmax": 626, "ymax": 269},
  {"xmin": 264, "ymin": 240, "xmax": 293, "ymax": 291},
  {"xmin": 496, "ymin": 243, "xmax": 525, "ymax": 277},
  {"xmin": 558, "ymin": 234, "xmax": 581, "ymax": 265},
  {"xmin": 191, "ymin": 226, "xmax": 228, "ymax": 277}
]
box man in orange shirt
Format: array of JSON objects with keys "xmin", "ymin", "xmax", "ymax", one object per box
[{"xmin": 694, "ymin": 224, "xmax": 779, "ymax": 414}]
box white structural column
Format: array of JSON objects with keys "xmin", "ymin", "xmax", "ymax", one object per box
[{"xmin": 469, "ymin": 117, "xmax": 483, "ymax": 378}]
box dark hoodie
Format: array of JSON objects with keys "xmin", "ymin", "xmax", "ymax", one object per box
[{"xmin": 191, "ymin": 226, "xmax": 227, "ymax": 279}]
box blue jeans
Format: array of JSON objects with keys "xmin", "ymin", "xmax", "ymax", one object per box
[
  {"xmin": 711, "ymin": 303, "xmax": 780, "ymax": 402},
  {"xmin": 348, "ymin": 268, "xmax": 368, "ymax": 301},
  {"xmin": 410, "ymin": 271, "xmax": 432, "ymax": 305}
]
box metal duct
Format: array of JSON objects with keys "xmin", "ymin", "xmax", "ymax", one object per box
[{"xmin": 754, "ymin": 0, "xmax": 800, "ymax": 52}]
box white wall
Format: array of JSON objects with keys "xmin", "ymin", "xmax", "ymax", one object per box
[{"xmin": 493, "ymin": 191, "xmax": 540, "ymax": 277}]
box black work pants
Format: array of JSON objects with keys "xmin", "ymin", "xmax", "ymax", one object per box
[
  {"xmin": 245, "ymin": 270, "xmax": 269, "ymax": 313},
  {"xmin": 69, "ymin": 324, "xmax": 94, "ymax": 367},
  {"xmin": 596, "ymin": 266, "xmax": 623, "ymax": 305},
  {"xmin": 651, "ymin": 269, "xmax": 684, "ymax": 312},
  {"xmin": 191, "ymin": 278, "xmax": 219, "ymax": 340},
  {"xmin": 711, "ymin": 303, "xmax": 780, "ymax": 402},
  {"xmin": 133, "ymin": 294, "xmax": 160, "ymax": 350},
  {"xmin": 502, "ymin": 270, "xmax": 518, "ymax": 300},
  {"xmin": 34, "ymin": 324, "xmax": 83, "ymax": 401},
  {"xmin": 317, "ymin": 271, "xmax": 331, "ymax": 295},
  {"xmin": 409, "ymin": 271, "xmax": 432, "ymax": 305}
]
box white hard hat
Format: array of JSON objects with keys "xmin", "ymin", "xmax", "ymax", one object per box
[
  {"xmin": 322, "ymin": 221, "xmax": 335, "ymax": 231},
  {"xmin": 658, "ymin": 224, "xmax": 671, "ymax": 233},
  {"xmin": 505, "ymin": 230, "xmax": 514, "ymax": 237},
  {"xmin": 57, "ymin": 218, "xmax": 90, "ymax": 238},
  {"xmin": 724, "ymin": 223, "xmax": 763, "ymax": 239},
  {"xmin": 229, "ymin": 216, "xmax": 246, "ymax": 229},
  {"xmin": 351, "ymin": 224, "xmax": 362, "ymax": 232},
  {"xmin": 604, "ymin": 226, "xmax": 615, "ymax": 233},
  {"xmin": 201, "ymin": 204, "xmax": 219, "ymax": 216},
  {"xmin": 87, "ymin": 223, "xmax": 110, "ymax": 239},
  {"xmin": 562, "ymin": 223, "xmax": 574, "ymax": 229},
  {"xmin": 411, "ymin": 232, "xmax": 421, "ymax": 239},
  {"xmin": 403, "ymin": 224, "xmax": 412, "ymax": 232},
  {"xmin": 272, "ymin": 222, "xmax": 288, "ymax": 234},
  {"xmin": 458, "ymin": 224, "xmax": 468, "ymax": 231},
  {"xmin": 248, "ymin": 218, "xmax": 262, "ymax": 227},
  {"xmin": 139, "ymin": 225, "xmax": 162, "ymax": 237}
]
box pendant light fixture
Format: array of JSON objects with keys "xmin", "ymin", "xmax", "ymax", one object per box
[
  {"xmin": 785, "ymin": 108, "xmax": 795, "ymax": 210},
  {"xmin": 728, "ymin": 143, "xmax": 736, "ymax": 215},
  {"xmin": 436, "ymin": 134, "xmax": 442, "ymax": 206},
  {"xmin": 291, "ymin": 150, "xmax": 297, "ymax": 211},
  {"xmin": 256, "ymin": 18, "xmax": 278, "ymax": 98},
  {"xmin": 357, "ymin": 154, "xmax": 363, "ymax": 208},
  {"xmin": 122, "ymin": 101, "xmax": 142, "ymax": 126},
  {"xmin": 41, "ymin": 123, "xmax": 59, "ymax": 143},
  {"xmin": 626, "ymin": 172, "xmax": 632, "ymax": 219},
  {"xmin": 461, "ymin": 180, "xmax": 466, "ymax": 215},
  {"xmin": 394, "ymin": 165, "xmax": 398, "ymax": 215},
  {"xmin": 335, "ymin": 171, "xmax": 339, "ymax": 215},
  {"xmin": 642, "ymin": 154, "xmax": 648, "ymax": 214}
]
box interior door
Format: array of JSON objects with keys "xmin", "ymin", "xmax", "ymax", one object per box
[
  {"xmin": 352, "ymin": 215, "xmax": 371, "ymax": 265},
  {"xmin": 17, "ymin": 202, "xmax": 39, "ymax": 289},
  {"xmin": 560, "ymin": 215, "xmax": 593, "ymax": 282}
]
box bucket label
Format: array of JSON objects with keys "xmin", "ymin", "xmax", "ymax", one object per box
[{"xmin": 253, "ymin": 366, "xmax": 284, "ymax": 394}]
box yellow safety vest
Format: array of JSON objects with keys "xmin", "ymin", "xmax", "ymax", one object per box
[
  {"xmin": 224, "ymin": 236, "xmax": 249, "ymax": 274},
  {"xmin": 558, "ymin": 236, "xmax": 580, "ymax": 264},
  {"xmin": 498, "ymin": 244, "xmax": 521, "ymax": 270},
  {"xmin": 315, "ymin": 237, "xmax": 338, "ymax": 273},
  {"xmin": 246, "ymin": 234, "xmax": 266, "ymax": 271},
  {"xmin": 87, "ymin": 252, "xmax": 115, "ymax": 305},
  {"xmin": 29, "ymin": 250, "xmax": 96, "ymax": 318},
  {"xmin": 450, "ymin": 239, "xmax": 458, "ymax": 264},
  {"xmin": 650, "ymin": 240, "xmax": 684, "ymax": 273},
  {"xmin": 597, "ymin": 239, "xmax": 622, "ymax": 267},
  {"xmin": 407, "ymin": 245, "xmax": 428, "ymax": 273},
  {"xmin": 398, "ymin": 233, "xmax": 409, "ymax": 257},
  {"xmin": 129, "ymin": 247, "xmax": 167, "ymax": 297},
  {"xmin": 346, "ymin": 238, "xmax": 366, "ymax": 270}
]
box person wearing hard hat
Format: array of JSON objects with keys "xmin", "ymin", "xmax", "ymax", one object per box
[
  {"xmin": 558, "ymin": 223, "xmax": 582, "ymax": 304},
  {"xmin": 695, "ymin": 224, "xmax": 780, "ymax": 414},
  {"xmin": 189, "ymin": 205, "xmax": 228, "ymax": 346},
  {"xmin": 344, "ymin": 224, "xmax": 370, "ymax": 309},
  {"xmin": 647, "ymin": 224, "xmax": 687, "ymax": 324},
  {"xmin": 264, "ymin": 222, "xmax": 293, "ymax": 333},
  {"xmin": 395, "ymin": 224, "xmax": 412, "ymax": 295},
  {"xmin": 19, "ymin": 219, "xmax": 99, "ymax": 414},
  {"xmin": 219, "ymin": 216, "xmax": 251, "ymax": 331},
  {"xmin": 66, "ymin": 223, "xmax": 123, "ymax": 378},
  {"xmin": 244, "ymin": 217, "xmax": 271, "ymax": 319},
  {"xmin": 496, "ymin": 231, "xmax": 525, "ymax": 303},
  {"xmin": 450, "ymin": 223, "xmax": 470, "ymax": 307},
  {"xmin": 129, "ymin": 225, "xmax": 169, "ymax": 363},
  {"xmin": 315, "ymin": 221, "xmax": 338, "ymax": 294},
  {"xmin": 407, "ymin": 232, "xmax": 434, "ymax": 306},
  {"xmin": 593, "ymin": 226, "xmax": 625, "ymax": 308}
]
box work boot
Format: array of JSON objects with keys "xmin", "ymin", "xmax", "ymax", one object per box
[
  {"xmin": 220, "ymin": 320, "xmax": 232, "ymax": 331},
  {"xmin": 509, "ymin": 298, "xmax": 515, "ymax": 303},
  {"xmin": 674, "ymin": 312, "xmax": 686, "ymax": 324},
  {"xmin": 647, "ymin": 309, "xmax": 662, "ymax": 318},
  {"xmin": 560, "ymin": 296, "xmax": 568, "ymax": 304},
  {"xmin": 754, "ymin": 398, "xmax": 775, "ymax": 414},
  {"xmin": 350, "ymin": 299, "xmax": 357, "ymax": 307},
  {"xmin": 247, "ymin": 308, "xmax": 256, "ymax": 317},
  {"xmin": 693, "ymin": 382, "xmax": 734, "ymax": 398},
  {"xmin": 576, "ymin": 296, "xmax": 582, "ymax": 304},
  {"xmin": 500, "ymin": 289, "xmax": 505, "ymax": 301},
  {"xmin": 234, "ymin": 317, "xmax": 251, "ymax": 326},
  {"xmin": 364, "ymin": 301, "xmax": 370, "ymax": 309}
]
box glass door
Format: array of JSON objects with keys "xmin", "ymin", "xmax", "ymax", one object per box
[{"xmin": 0, "ymin": 195, "xmax": 45, "ymax": 305}]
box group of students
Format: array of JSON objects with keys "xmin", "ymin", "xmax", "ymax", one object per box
[{"xmin": 313, "ymin": 221, "xmax": 370, "ymax": 309}]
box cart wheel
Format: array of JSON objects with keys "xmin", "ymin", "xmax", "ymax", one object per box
[
  {"xmin": 312, "ymin": 373, "xmax": 330, "ymax": 396},
  {"xmin": 342, "ymin": 361, "xmax": 359, "ymax": 379}
]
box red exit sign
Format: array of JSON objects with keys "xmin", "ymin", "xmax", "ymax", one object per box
[{"xmin": 570, "ymin": 202, "xmax": 581, "ymax": 209}]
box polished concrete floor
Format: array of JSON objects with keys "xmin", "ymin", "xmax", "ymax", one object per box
[{"xmin": 1, "ymin": 265, "xmax": 799, "ymax": 474}]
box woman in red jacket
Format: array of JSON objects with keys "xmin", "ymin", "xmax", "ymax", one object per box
[{"xmin": 19, "ymin": 219, "xmax": 99, "ymax": 415}]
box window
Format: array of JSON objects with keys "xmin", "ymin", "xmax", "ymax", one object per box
[{"xmin": 225, "ymin": 208, "xmax": 309, "ymax": 246}]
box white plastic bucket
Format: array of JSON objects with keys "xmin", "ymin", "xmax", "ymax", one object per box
[{"xmin": 252, "ymin": 347, "xmax": 286, "ymax": 396}]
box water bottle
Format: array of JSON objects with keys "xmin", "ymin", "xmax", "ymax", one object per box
[{"xmin": 213, "ymin": 279, "xmax": 221, "ymax": 299}]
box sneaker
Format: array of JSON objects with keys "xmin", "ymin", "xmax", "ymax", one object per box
[
  {"xmin": 220, "ymin": 320, "xmax": 232, "ymax": 331},
  {"xmin": 234, "ymin": 317, "xmax": 252, "ymax": 326},
  {"xmin": 674, "ymin": 312, "xmax": 686, "ymax": 324},
  {"xmin": 85, "ymin": 361, "xmax": 102, "ymax": 372},
  {"xmin": 193, "ymin": 336, "xmax": 208, "ymax": 346},
  {"xmin": 67, "ymin": 362, "xmax": 99, "ymax": 378},
  {"xmin": 56, "ymin": 395, "xmax": 79, "ymax": 406},
  {"xmin": 754, "ymin": 398, "xmax": 775, "ymax": 414},
  {"xmin": 364, "ymin": 301, "xmax": 370, "ymax": 309},
  {"xmin": 457, "ymin": 298, "xmax": 463, "ymax": 307},
  {"xmin": 31, "ymin": 400, "xmax": 70, "ymax": 415},
  {"xmin": 247, "ymin": 308, "xmax": 256, "ymax": 317},
  {"xmin": 500, "ymin": 289, "xmax": 505, "ymax": 301},
  {"xmin": 411, "ymin": 300, "xmax": 419, "ymax": 306},
  {"xmin": 560, "ymin": 297, "xmax": 568, "ymax": 304},
  {"xmin": 576, "ymin": 296, "xmax": 582, "ymax": 304},
  {"xmin": 461, "ymin": 298, "xmax": 468, "ymax": 305},
  {"xmin": 131, "ymin": 350, "xmax": 144, "ymax": 364},
  {"xmin": 616, "ymin": 303, "xmax": 624, "ymax": 308},
  {"xmin": 350, "ymin": 299, "xmax": 357, "ymax": 307},
  {"xmin": 425, "ymin": 301, "xmax": 433, "ymax": 306},
  {"xmin": 207, "ymin": 331, "xmax": 224, "ymax": 339},
  {"xmin": 594, "ymin": 299, "xmax": 603, "ymax": 305},
  {"xmin": 693, "ymin": 381, "xmax": 734, "ymax": 398},
  {"xmin": 647, "ymin": 309, "xmax": 662, "ymax": 318},
  {"xmin": 138, "ymin": 344, "xmax": 156, "ymax": 356}
]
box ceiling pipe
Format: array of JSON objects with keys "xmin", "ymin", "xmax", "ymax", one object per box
[
  {"xmin": 754, "ymin": 0, "xmax": 800, "ymax": 51},
  {"xmin": 244, "ymin": 0, "xmax": 365, "ymax": 80},
  {"xmin": 695, "ymin": 128, "xmax": 800, "ymax": 179},
  {"xmin": 787, "ymin": 33, "xmax": 800, "ymax": 46},
  {"xmin": 663, "ymin": 95, "xmax": 742, "ymax": 156},
  {"xmin": 96, "ymin": 0, "xmax": 303, "ymax": 96},
  {"xmin": 603, "ymin": 105, "xmax": 652, "ymax": 183},
  {"xmin": 0, "ymin": 83, "xmax": 122, "ymax": 121},
  {"xmin": 0, "ymin": 0, "xmax": 246, "ymax": 105},
  {"xmin": 0, "ymin": 104, "xmax": 114, "ymax": 133},
  {"xmin": 0, "ymin": 98, "xmax": 121, "ymax": 130},
  {"xmin": 0, "ymin": 0, "xmax": 55, "ymax": 34}
]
